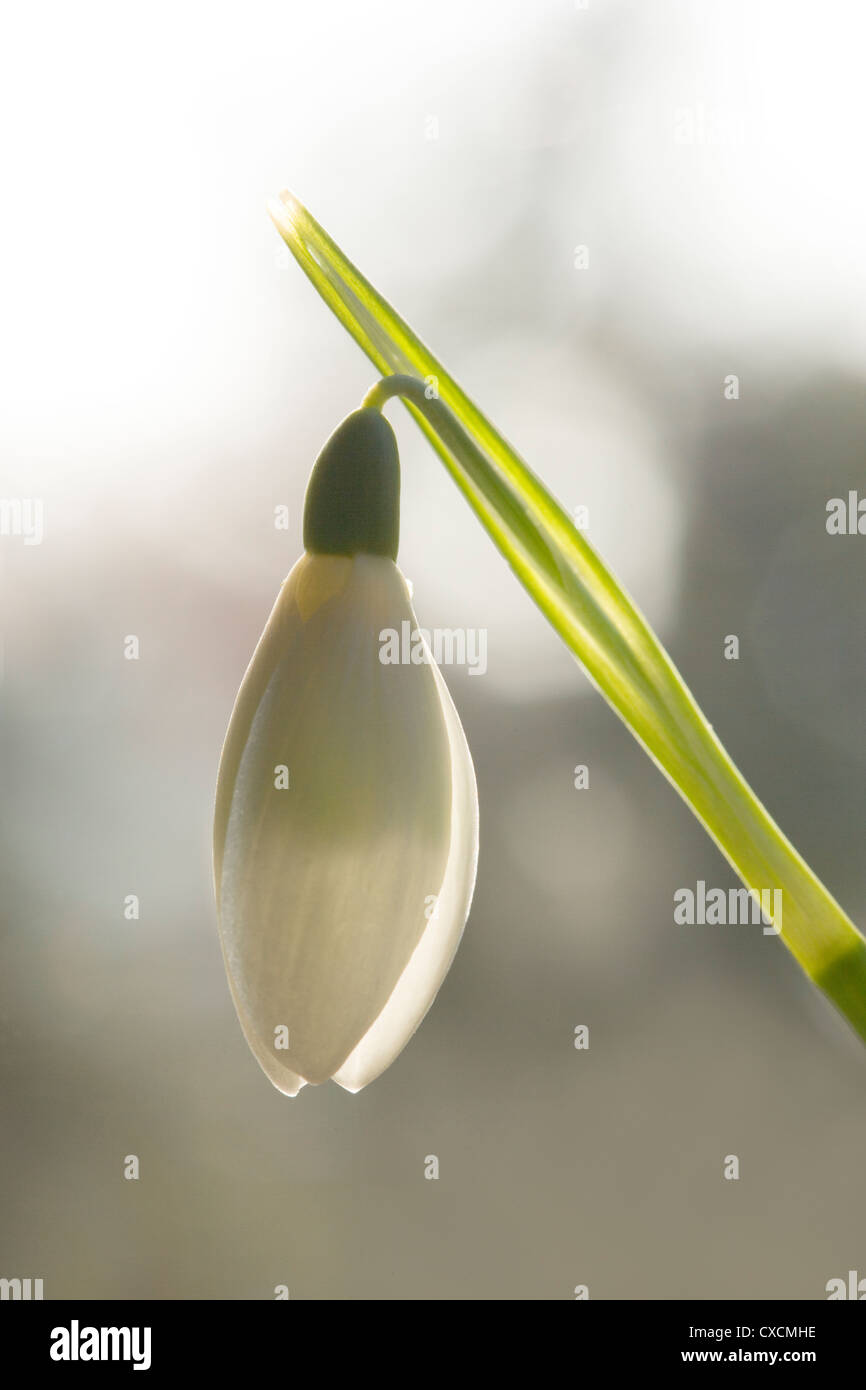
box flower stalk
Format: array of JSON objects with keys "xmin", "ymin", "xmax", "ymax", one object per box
[{"xmin": 269, "ymin": 190, "xmax": 866, "ymax": 1046}]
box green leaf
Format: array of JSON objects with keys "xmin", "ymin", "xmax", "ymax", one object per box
[{"xmin": 269, "ymin": 189, "xmax": 866, "ymax": 1044}]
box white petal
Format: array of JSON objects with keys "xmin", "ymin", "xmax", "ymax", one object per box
[
  {"xmin": 215, "ymin": 554, "xmax": 458, "ymax": 1087},
  {"xmin": 333, "ymin": 645, "xmax": 478, "ymax": 1092}
]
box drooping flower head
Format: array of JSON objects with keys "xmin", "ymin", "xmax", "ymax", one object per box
[{"xmin": 214, "ymin": 406, "xmax": 478, "ymax": 1094}]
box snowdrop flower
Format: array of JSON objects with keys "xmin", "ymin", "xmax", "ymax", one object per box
[{"xmin": 214, "ymin": 407, "xmax": 479, "ymax": 1094}]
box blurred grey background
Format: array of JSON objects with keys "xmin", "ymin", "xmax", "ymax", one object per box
[{"xmin": 1, "ymin": 0, "xmax": 865, "ymax": 1299}]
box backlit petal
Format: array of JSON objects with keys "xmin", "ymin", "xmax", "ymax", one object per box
[{"xmin": 215, "ymin": 553, "xmax": 467, "ymax": 1088}]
